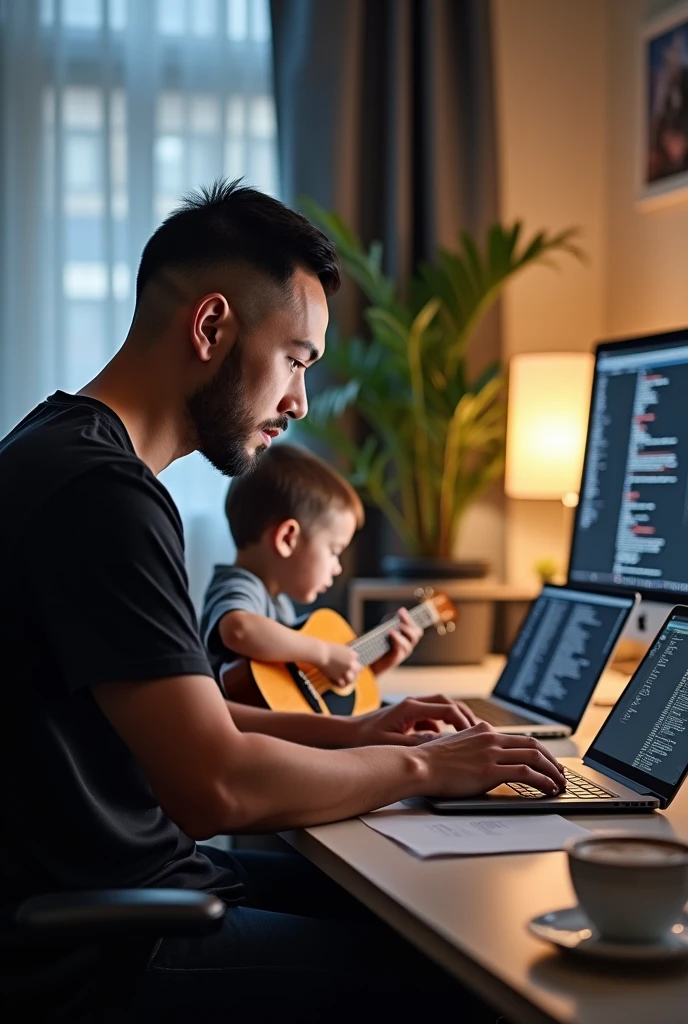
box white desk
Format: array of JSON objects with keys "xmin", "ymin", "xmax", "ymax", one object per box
[{"xmin": 281, "ymin": 663, "xmax": 688, "ymax": 1024}]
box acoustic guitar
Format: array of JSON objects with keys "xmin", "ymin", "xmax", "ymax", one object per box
[{"xmin": 220, "ymin": 591, "xmax": 457, "ymax": 716}]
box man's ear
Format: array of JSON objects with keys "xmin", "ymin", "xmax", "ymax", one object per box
[
  {"xmin": 190, "ymin": 292, "xmax": 237, "ymax": 363},
  {"xmin": 273, "ymin": 519, "xmax": 301, "ymax": 558}
]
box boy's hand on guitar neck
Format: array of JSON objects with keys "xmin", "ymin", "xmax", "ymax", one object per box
[
  {"xmin": 316, "ymin": 606, "xmax": 425, "ymax": 689},
  {"xmin": 315, "ymin": 606, "xmax": 422, "ymax": 689},
  {"xmin": 369, "ymin": 607, "xmax": 424, "ymax": 676}
]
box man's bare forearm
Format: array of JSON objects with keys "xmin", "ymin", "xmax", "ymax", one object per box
[
  {"xmin": 226, "ymin": 700, "xmax": 355, "ymax": 748},
  {"xmin": 215, "ymin": 731, "xmax": 428, "ymax": 833},
  {"xmin": 93, "ymin": 675, "xmax": 566, "ymax": 844}
]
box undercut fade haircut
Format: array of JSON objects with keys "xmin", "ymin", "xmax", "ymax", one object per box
[
  {"xmin": 226, "ymin": 444, "xmax": 364, "ymax": 550},
  {"xmin": 135, "ymin": 178, "xmax": 341, "ymax": 307}
]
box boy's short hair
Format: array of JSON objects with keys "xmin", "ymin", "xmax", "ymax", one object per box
[{"xmin": 226, "ymin": 444, "xmax": 365, "ymax": 549}]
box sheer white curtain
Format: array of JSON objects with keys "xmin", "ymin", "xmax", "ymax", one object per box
[{"xmin": 0, "ymin": 0, "xmax": 278, "ymax": 609}]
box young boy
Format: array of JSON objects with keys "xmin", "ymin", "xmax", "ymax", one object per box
[{"xmin": 200, "ymin": 443, "xmax": 423, "ymax": 695}]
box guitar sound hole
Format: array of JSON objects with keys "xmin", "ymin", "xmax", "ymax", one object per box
[{"xmin": 321, "ymin": 689, "xmax": 357, "ymax": 716}]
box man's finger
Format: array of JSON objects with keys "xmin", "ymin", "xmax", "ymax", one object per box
[
  {"xmin": 413, "ymin": 718, "xmax": 443, "ymax": 733},
  {"xmin": 398, "ymin": 699, "xmax": 474, "ymax": 731},
  {"xmin": 415, "ymin": 693, "xmax": 454, "ymax": 707},
  {"xmin": 494, "ymin": 747, "xmax": 566, "ymax": 789},
  {"xmin": 492, "ymin": 733, "xmax": 564, "ymax": 777},
  {"xmin": 489, "ymin": 764, "xmax": 562, "ymax": 796},
  {"xmin": 410, "ymin": 695, "xmax": 480, "ymax": 727},
  {"xmin": 455, "ymin": 701, "xmax": 479, "ymax": 726}
]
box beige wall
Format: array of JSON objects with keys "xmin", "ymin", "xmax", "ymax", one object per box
[
  {"xmin": 606, "ymin": 0, "xmax": 688, "ymax": 336},
  {"xmin": 491, "ymin": 0, "xmax": 608, "ymax": 585},
  {"xmin": 487, "ymin": 0, "xmax": 688, "ymax": 587}
]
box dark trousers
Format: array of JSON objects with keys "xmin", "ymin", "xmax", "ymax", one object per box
[{"xmin": 134, "ymin": 846, "xmax": 498, "ymax": 1022}]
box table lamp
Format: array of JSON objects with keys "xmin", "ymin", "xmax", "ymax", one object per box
[{"xmin": 505, "ymin": 352, "xmax": 594, "ymax": 507}]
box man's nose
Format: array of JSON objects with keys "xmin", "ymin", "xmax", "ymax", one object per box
[{"xmin": 278, "ymin": 376, "xmax": 308, "ymax": 421}]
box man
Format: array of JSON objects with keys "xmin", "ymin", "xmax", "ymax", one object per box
[{"xmin": 0, "ymin": 181, "xmax": 564, "ymax": 1020}]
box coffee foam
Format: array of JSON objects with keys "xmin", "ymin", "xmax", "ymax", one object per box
[{"xmin": 574, "ymin": 839, "xmax": 688, "ymax": 866}]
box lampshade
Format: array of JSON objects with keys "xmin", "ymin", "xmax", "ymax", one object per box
[{"xmin": 505, "ymin": 352, "xmax": 594, "ymax": 503}]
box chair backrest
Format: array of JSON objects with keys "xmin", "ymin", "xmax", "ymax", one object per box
[{"xmin": 3, "ymin": 888, "xmax": 225, "ymax": 1021}]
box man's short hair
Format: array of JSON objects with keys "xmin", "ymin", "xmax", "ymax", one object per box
[
  {"xmin": 135, "ymin": 179, "xmax": 341, "ymax": 308},
  {"xmin": 226, "ymin": 444, "xmax": 365, "ymax": 549}
]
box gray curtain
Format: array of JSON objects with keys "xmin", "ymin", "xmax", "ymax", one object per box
[{"xmin": 270, "ymin": 0, "xmax": 502, "ymax": 584}]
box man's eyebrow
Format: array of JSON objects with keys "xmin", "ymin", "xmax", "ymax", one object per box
[{"xmin": 292, "ymin": 340, "xmax": 321, "ymax": 363}]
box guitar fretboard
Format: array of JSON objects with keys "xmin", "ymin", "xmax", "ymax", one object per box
[{"xmin": 349, "ymin": 602, "xmax": 437, "ymax": 667}]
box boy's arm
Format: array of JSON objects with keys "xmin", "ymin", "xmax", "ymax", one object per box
[
  {"xmin": 219, "ymin": 609, "xmax": 326, "ymax": 665},
  {"xmin": 218, "ymin": 610, "xmax": 360, "ymax": 688}
]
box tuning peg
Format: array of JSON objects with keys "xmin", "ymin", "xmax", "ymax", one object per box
[
  {"xmin": 414, "ymin": 587, "xmax": 425, "ymax": 600},
  {"xmin": 424, "ymin": 586, "xmax": 434, "ymax": 597},
  {"xmin": 446, "ymin": 621, "xmax": 456, "ymax": 633},
  {"xmin": 436, "ymin": 623, "xmax": 447, "ymax": 636}
]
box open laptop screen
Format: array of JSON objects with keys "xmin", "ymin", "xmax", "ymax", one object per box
[
  {"xmin": 492, "ymin": 585, "xmax": 637, "ymax": 729},
  {"xmin": 586, "ymin": 607, "xmax": 688, "ymax": 804}
]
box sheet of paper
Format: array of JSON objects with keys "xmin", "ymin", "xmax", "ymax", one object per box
[{"xmin": 360, "ymin": 801, "xmax": 588, "ymax": 858}]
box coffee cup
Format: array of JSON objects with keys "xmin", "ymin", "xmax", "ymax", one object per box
[{"xmin": 565, "ymin": 832, "xmax": 688, "ymax": 943}]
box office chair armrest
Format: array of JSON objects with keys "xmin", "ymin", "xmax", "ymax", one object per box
[{"xmin": 15, "ymin": 889, "xmax": 226, "ymax": 937}]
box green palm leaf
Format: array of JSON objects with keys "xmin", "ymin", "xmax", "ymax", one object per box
[{"xmin": 302, "ymin": 207, "xmax": 584, "ymax": 555}]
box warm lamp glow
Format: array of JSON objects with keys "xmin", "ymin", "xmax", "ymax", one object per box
[{"xmin": 505, "ymin": 352, "xmax": 594, "ymax": 500}]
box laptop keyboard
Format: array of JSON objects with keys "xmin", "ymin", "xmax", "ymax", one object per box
[
  {"xmin": 464, "ymin": 698, "xmax": 539, "ymax": 728},
  {"xmin": 508, "ymin": 766, "xmax": 616, "ymax": 800}
]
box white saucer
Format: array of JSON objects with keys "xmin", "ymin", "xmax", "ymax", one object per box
[{"xmin": 528, "ymin": 906, "xmax": 688, "ymax": 961}]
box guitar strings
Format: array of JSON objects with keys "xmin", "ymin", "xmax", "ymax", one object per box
[{"xmin": 299, "ymin": 604, "xmax": 438, "ymax": 684}]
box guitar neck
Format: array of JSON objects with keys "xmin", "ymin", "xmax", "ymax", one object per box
[{"xmin": 349, "ymin": 602, "xmax": 437, "ymax": 667}]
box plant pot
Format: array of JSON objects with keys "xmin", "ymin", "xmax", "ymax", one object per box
[{"xmin": 381, "ymin": 555, "xmax": 490, "ymax": 580}]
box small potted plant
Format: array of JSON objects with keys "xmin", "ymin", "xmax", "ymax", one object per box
[{"xmin": 301, "ymin": 203, "xmax": 583, "ymax": 580}]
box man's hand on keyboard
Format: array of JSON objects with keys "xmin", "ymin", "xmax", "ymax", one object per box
[
  {"xmin": 351, "ymin": 694, "xmax": 480, "ymax": 746},
  {"xmin": 417, "ymin": 722, "xmax": 567, "ymax": 798}
]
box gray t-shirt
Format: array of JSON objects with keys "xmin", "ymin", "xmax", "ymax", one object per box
[{"xmin": 200, "ymin": 564, "xmax": 296, "ymax": 680}]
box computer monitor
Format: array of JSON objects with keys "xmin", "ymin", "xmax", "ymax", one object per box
[{"xmin": 568, "ymin": 328, "xmax": 688, "ymax": 640}]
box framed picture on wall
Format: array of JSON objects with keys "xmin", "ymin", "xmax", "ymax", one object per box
[{"xmin": 640, "ymin": 1, "xmax": 688, "ymax": 206}]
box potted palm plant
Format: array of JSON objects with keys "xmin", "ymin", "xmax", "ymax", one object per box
[{"xmin": 301, "ymin": 203, "xmax": 584, "ymax": 579}]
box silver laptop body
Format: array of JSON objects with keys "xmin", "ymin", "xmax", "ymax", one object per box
[
  {"xmin": 426, "ymin": 757, "xmax": 659, "ymax": 814},
  {"xmin": 427, "ymin": 605, "xmax": 688, "ymax": 815},
  {"xmin": 460, "ymin": 584, "xmax": 638, "ymax": 738}
]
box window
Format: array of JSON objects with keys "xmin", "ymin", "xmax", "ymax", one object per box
[
  {"xmin": 1, "ymin": 0, "xmax": 278, "ymax": 606},
  {"xmin": 38, "ymin": 0, "xmax": 278, "ymax": 391}
]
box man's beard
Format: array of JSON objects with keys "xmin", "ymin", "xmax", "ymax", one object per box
[{"xmin": 186, "ymin": 342, "xmax": 286, "ymax": 477}]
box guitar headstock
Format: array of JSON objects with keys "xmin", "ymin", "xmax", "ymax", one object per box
[
  {"xmin": 429, "ymin": 592, "xmax": 457, "ymax": 623},
  {"xmin": 414, "ymin": 588, "xmax": 458, "ymax": 634}
]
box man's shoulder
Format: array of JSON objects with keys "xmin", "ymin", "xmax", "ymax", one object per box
[
  {"xmin": 0, "ymin": 394, "xmax": 178, "ymax": 539},
  {"xmin": 1, "ymin": 393, "xmax": 132, "ymax": 492}
]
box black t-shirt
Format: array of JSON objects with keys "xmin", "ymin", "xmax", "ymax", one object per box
[{"xmin": 0, "ymin": 392, "xmax": 243, "ymax": 915}]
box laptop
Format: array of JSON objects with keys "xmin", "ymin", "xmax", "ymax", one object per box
[
  {"xmin": 460, "ymin": 584, "xmax": 638, "ymax": 738},
  {"xmin": 427, "ymin": 604, "xmax": 688, "ymax": 814}
]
